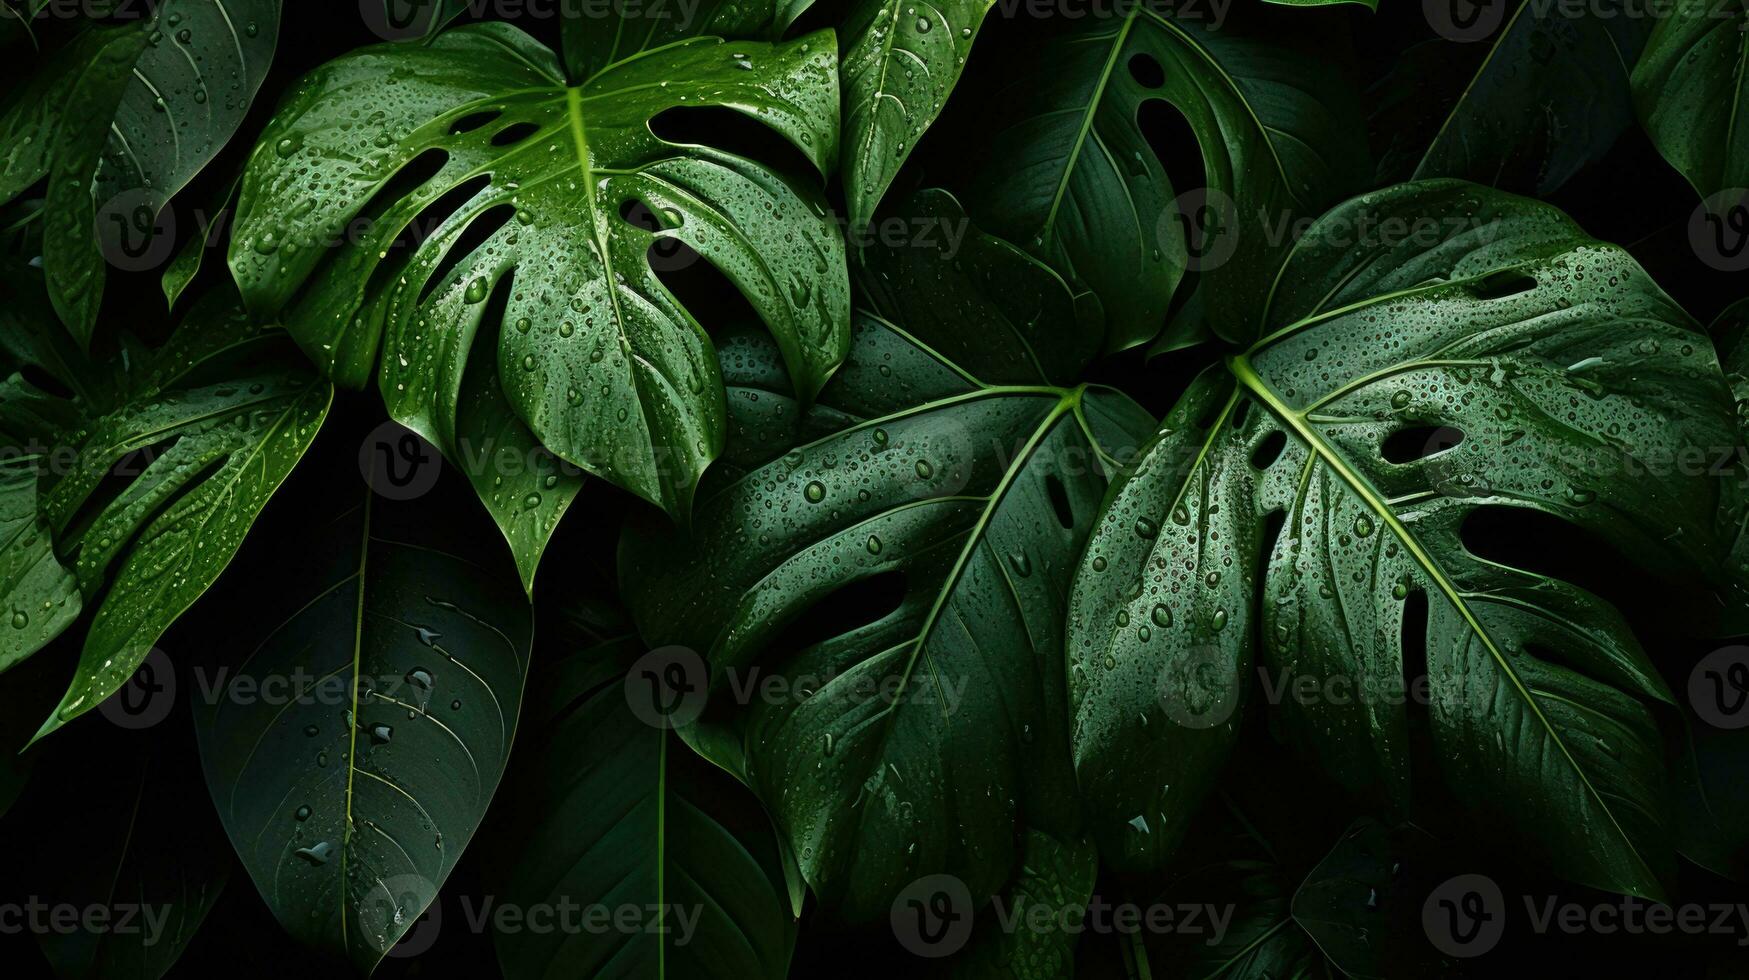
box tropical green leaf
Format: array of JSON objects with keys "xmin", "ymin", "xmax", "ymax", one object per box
[
  {"xmin": 1371, "ymin": 0, "xmax": 1648, "ymax": 195},
  {"xmin": 953, "ymin": 830, "xmax": 1098, "ymax": 979},
  {"xmin": 226, "ymin": 21, "xmax": 850, "ymax": 531},
  {"xmin": 0, "ymin": 283, "xmax": 330, "ymax": 740},
  {"xmin": 0, "ymin": 458, "xmax": 81, "ymax": 672},
  {"xmin": 487, "ymin": 626, "xmax": 797, "ymax": 979},
  {"xmin": 841, "ymin": 0, "xmax": 993, "ymax": 230},
  {"xmin": 622, "ymin": 308, "xmax": 1153, "ymax": 919},
  {"xmin": 1633, "ymin": 0, "xmax": 1749, "ymax": 197},
  {"xmin": 194, "ymin": 478, "xmax": 532, "ymax": 975},
  {"xmin": 1069, "ymin": 180, "xmax": 1742, "ymax": 897},
  {"xmin": 559, "ymin": 0, "xmax": 812, "ymax": 82},
  {"xmin": 0, "ymin": 0, "xmax": 280, "ymax": 346},
  {"xmin": 962, "ymin": 6, "xmax": 1367, "ymax": 349},
  {"xmin": 855, "ymin": 187, "xmax": 1102, "ymax": 385}
]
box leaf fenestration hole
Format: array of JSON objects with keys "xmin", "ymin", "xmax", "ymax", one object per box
[
  {"xmin": 1468, "ymin": 270, "xmax": 1538, "ymax": 301},
  {"xmin": 448, "ymin": 110, "xmax": 502, "ymax": 135},
  {"xmin": 1128, "ymin": 53, "xmax": 1165, "ymax": 89},
  {"xmin": 490, "ymin": 122, "xmax": 541, "ymax": 147},
  {"xmin": 1044, "ymin": 471, "xmax": 1074, "ymax": 529},
  {"xmin": 1251, "ymin": 429, "xmax": 1287, "ymax": 470},
  {"xmin": 417, "ymin": 199, "xmax": 515, "ymax": 306},
  {"xmin": 1381, "ymin": 425, "xmax": 1463, "ymax": 464},
  {"xmin": 763, "ymin": 571, "xmax": 909, "ymax": 660}
]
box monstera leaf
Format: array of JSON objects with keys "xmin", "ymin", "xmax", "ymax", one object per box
[
  {"xmin": 227, "ymin": 21, "xmax": 850, "ymax": 539},
  {"xmin": 0, "ymin": 0, "xmax": 280, "ymax": 345},
  {"xmin": 622, "ymin": 310, "xmax": 1153, "ymax": 919},
  {"xmin": 560, "ymin": 0, "xmax": 815, "ymax": 81},
  {"xmin": 1371, "ymin": 0, "xmax": 1648, "ymax": 196},
  {"xmin": 962, "ymin": 6, "xmax": 1366, "ymax": 350},
  {"xmin": 1632, "ymin": 0, "xmax": 1749, "ymax": 197},
  {"xmin": 195, "ymin": 475, "xmax": 532, "ymax": 974},
  {"xmin": 0, "ymin": 282, "xmax": 330, "ymax": 740},
  {"xmin": 840, "ymin": 0, "xmax": 993, "ymax": 230},
  {"xmin": 487, "ymin": 626, "xmax": 798, "ymax": 979},
  {"xmin": 1069, "ymin": 180, "xmax": 1742, "ymax": 897}
]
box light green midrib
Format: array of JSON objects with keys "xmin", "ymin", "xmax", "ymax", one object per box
[{"xmin": 1224, "ymin": 352, "xmax": 1659, "ymax": 892}]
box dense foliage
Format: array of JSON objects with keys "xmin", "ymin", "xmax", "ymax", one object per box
[{"xmin": 1, "ymin": 0, "xmax": 1747, "ymax": 976}]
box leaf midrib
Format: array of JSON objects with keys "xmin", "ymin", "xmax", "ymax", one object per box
[{"xmin": 1225, "ymin": 352, "xmax": 1661, "ymax": 893}]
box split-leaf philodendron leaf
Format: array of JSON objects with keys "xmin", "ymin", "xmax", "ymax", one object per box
[
  {"xmin": 0, "ymin": 0, "xmax": 280, "ymax": 346},
  {"xmin": 622, "ymin": 309, "xmax": 1154, "ymax": 919},
  {"xmin": 227, "ymin": 21, "xmax": 851, "ymax": 534},
  {"xmin": 195, "ymin": 482, "xmax": 532, "ymax": 975},
  {"xmin": 0, "ymin": 282, "xmax": 330, "ymax": 740},
  {"xmin": 963, "ymin": 7, "xmax": 1367, "ymax": 350},
  {"xmin": 1069, "ymin": 180, "xmax": 1742, "ymax": 897}
]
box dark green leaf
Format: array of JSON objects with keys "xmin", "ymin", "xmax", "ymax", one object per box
[
  {"xmin": 195, "ymin": 481, "xmax": 532, "ymax": 974},
  {"xmin": 227, "ymin": 22, "xmax": 849, "ymax": 531},
  {"xmin": 622, "ymin": 310, "xmax": 1153, "ymax": 919},
  {"xmin": 1070, "ymin": 180, "xmax": 1741, "ymax": 897},
  {"xmin": 1632, "ymin": 0, "xmax": 1748, "ymax": 197},
  {"xmin": 487, "ymin": 631, "xmax": 797, "ymax": 979}
]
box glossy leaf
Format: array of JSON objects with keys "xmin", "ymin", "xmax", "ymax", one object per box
[
  {"xmin": 1632, "ymin": 0, "xmax": 1749, "ymax": 196},
  {"xmin": 560, "ymin": 0, "xmax": 811, "ymax": 82},
  {"xmin": 954, "ymin": 830, "xmax": 1098, "ymax": 978},
  {"xmin": 622, "ymin": 310, "xmax": 1153, "ymax": 920},
  {"xmin": 228, "ymin": 22, "xmax": 849, "ymax": 528},
  {"xmin": 0, "ymin": 285, "xmax": 331, "ymax": 739},
  {"xmin": 1070, "ymin": 180, "xmax": 1742, "ymax": 896},
  {"xmin": 488, "ymin": 630, "xmax": 797, "ymax": 979},
  {"xmin": 195, "ymin": 481, "xmax": 532, "ymax": 974},
  {"xmin": 963, "ymin": 7, "xmax": 1367, "ymax": 348},
  {"xmin": 0, "ymin": 0, "xmax": 280, "ymax": 345},
  {"xmin": 841, "ymin": 0, "xmax": 993, "ymax": 229}
]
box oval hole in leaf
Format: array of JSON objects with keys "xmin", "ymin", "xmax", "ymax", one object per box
[{"xmin": 1381, "ymin": 425, "xmax": 1464, "ymax": 464}]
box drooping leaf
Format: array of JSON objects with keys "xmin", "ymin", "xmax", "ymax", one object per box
[
  {"xmin": 0, "ymin": 0, "xmax": 280, "ymax": 345},
  {"xmin": 227, "ymin": 22, "xmax": 848, "ymax": 534},
  {"xmin": 1371, "ymin": 0, "xmax": 1648, "ymax": 196},
  {"xmin": 487, "ymin": 627, "xmax": 797, "ymax": 979},
  {"xmin": 0, "ymin": 457, "xmax": 80, "ymax": 671},
  {"xmin": 1069, "ymin": 180, "xmax": 1743, "ymax": 897},
  {"xmin": 962, "ymin": 6, "xmax": 1367, "ymax": 349},
  {"xmin": 1632, "ymin": 0, "xmax": 1749, "ymax": 197},
  {"xmin": 622, "ymin": 310, "xmax": 1153, "ymax": 919},
  {"xmin": 841, "ymin": 0, "xmax": 993, "ymax": 230},
  {"xmin": 194, "ymin": 475, "xmax": 532, "ymax": 975},
  {"xmin": 0, "ymin": 283, "xmax": 331, "ymax": 739}
]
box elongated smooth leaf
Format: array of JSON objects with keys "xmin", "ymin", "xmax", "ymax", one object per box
[
  {"xmin": 0, "ymin": 0, "xmax": 280, "ymax": 345},
  {"xmin": 488, "ymin": 630, "xmax": 797, "ymax": 979},
  {"xmin": 841, "ymin": 0, "xmax": 993, "ymax": 229},
  {"xmin": 1371, "ymin": 0, "xmax": 1648, "ymax": 196},
  {"xmin": 1070, "ymin": 180, "xmax": 1742, "ymax": 897},
  {"xmin": 228, "ymin": 22, "xmax": 849, "ymax": 531},
  {"xmin": 0, "ymin": 285, "xmax": 331, "ymax": 739},
  {"xmin": 195, "ymin": 481, "xmax": 532, "ymax": 974},
  {"xmin": 623, "ymin": 310, "xmax": 1153, "ymax": 919},
  {"xmin": 1632, "ymin": 0, "xmax": 1749, "ymax": 196},
  {"xmin": 963, "ymin": 7, "xmax": 1366, "ymax": 349}
]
